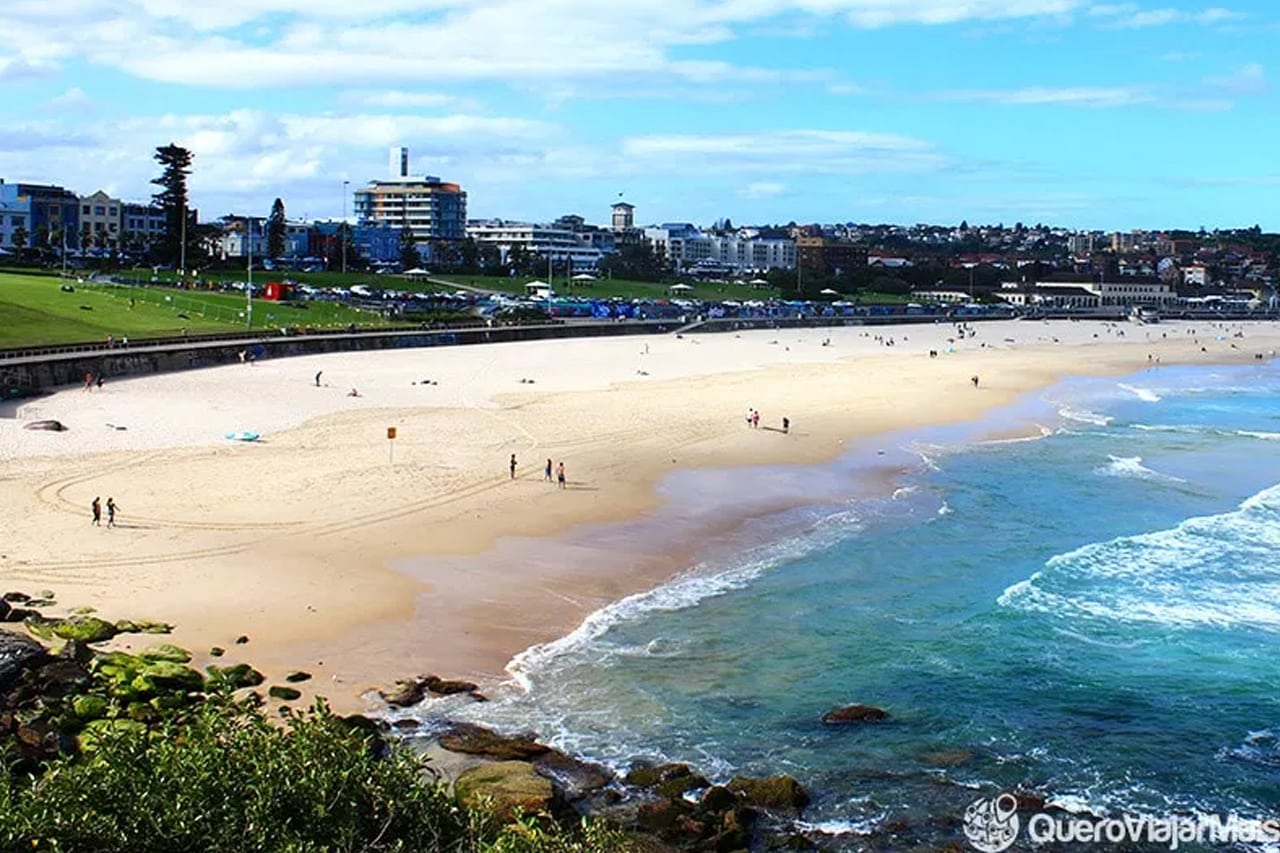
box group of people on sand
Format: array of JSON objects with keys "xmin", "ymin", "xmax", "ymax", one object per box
[
  {"xmin": 82, "ymin": 372, "xmax": 104, "ymax": 391},
  {"xmin": 90, "ymin": 496, "xmax": 119, "ymax": 528},
  {"xmin": 745, "ymin": 408, "xmax": 790, "ymax": 434},
  {"xmin": 510, "ymin": 454, "xmax": 567, "ymax": 488}
]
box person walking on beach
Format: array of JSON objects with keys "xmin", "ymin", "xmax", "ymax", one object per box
[
  {"xmin": 91, "ymin": 497, "xmax": 101, "ymax": 526},
  {"xmin": 971, "ymin": 375, "xmax": 980, "ymax": 389},
  {"xmin": 314, "ymin": 370, "xmax": 323, "ymax": 387},
  {"xmin": 106, "ymin": 498, "xmax": 117, "ymax": 528},
  {"xmin": 510, "ymin": 453, "xmax": 518, "ymax": 479},
  {"xmin": 752, "ymin": 410, "xmax": 760, "ymax": 429},
  {"xmin": 782, "ymin": 416, "xmax": 790, "ymax": 434},
  {"xmin": 557, "ymin": 461, "xmax": 566, "ymax": 489},
  {"xmin": 545, "ymin": 458, "xmax": 553, "ymax": 481}
]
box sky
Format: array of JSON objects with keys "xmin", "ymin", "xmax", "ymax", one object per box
[{"xmin": 1, "ymin": 0, "xmax": 1276, "ymax": 232}]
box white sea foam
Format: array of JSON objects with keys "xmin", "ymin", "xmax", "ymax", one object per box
[
  {"xmin": 937, "ymin": 502, "xmax": 953, "ymax": 516},
  {"xmin": 999, "ymin": 481, "xmax": 1280, "ymax": 631},
  {"xmin": 1117, "ymin": 383, "xmax": 1162, "ymax": 402},
  {"xmin": 794, "ymin": 816, "xmax": 883, "ymax": 837},
  {"xmin": 1096, "ymin": 455, "xmax": 1185, "ymax": 483},
  {"xmin": 1237, "ymin": 430, "xmax": 1280, "ymax": 441},
  {"xmin": 1058, "ymin": 406, "xmax": 1113, "ymax": 427}
]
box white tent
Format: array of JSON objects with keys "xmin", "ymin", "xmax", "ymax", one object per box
[
  {"xmin": 748, "ymin": 278, "xmax": 769, "ymax": 286},
  {"xmin": 571, "ymin": 273, "xmax": 597, "ymax": 281},
  {"xmin": 819, "ymin": 288, "xmax": 840, "ymax": 296},
  {"xmin": 668, "ymin": 283, "xmax": 694, "ymax": 294},
  {"xmin": 402, "ymin": 267, "xmax": 429, "ymax": 279},
  {"xmin": 525, "ymin": 280, "xmax": 552, "ymax": 298}
]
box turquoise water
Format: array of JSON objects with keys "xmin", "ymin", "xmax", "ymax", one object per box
[{"xmin": 446, "ymin": 361, "xmax": 1280, "ymax": 848}]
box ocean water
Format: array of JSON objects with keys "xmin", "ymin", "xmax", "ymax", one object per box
[{"xmin": 429, "ymin": 360, "xmax": 1280, "ymax": 849}]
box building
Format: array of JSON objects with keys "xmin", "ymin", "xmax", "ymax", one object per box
[
  {"xmin": 353, "ymin": 148, "xmax": 467, "ymax": 244},
  {"xmin": 1067, "ymin": 233, "xmax": 1096, "ymax": 255},
  {"xmin": 467, "ymin": 220, "xmax": 604, "ymax": 271},
  {"xmin": 78, "ymin": 190, "xmax": 123, "ymax": 249},
  {"xmin": 214, "ymin": 215, "xmax": 268, "ymax": 261},
  {"xmin": 797, "ymin": 235, "xmax": 867, "ymax": 277},
  {"xmin": 121, "ymin": 202, "xmax": 169, "ymax": 254},
  {"xmin": 999, "ymin": 276, "xmax": 1175, "ymax": 308},
  {"xmin": 611, "ymin": 202, "xmax": 635, "ymax": 230},
  {"xmin": 310, "ymin": 220, "xmax": 401, "ymax": 266},
  {"xmin": 0, "ymin": 180, "xmax": 78, "ymax": 245},
  {"xmin": 0, "ymin": 194, "xmax": 31, "ymax": 251}
]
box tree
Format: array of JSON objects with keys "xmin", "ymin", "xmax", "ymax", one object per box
[
  {"xmin": 151, "ymin": 143, "xmax": 195, "ymax": 268},
  {"xmin": 266, "ymin": 198, "xmax": 286, "ymax": 259},
  {"xmin": 399, "ymin": 227, "xmax": 422, "ymax": 269},
  {"xmin": 80, "ymin": 223, "xmax": 93, "ymax": 253},
  {"xmin": 10, "ymin": 223, "xmax": 27, "ymax": 258}
]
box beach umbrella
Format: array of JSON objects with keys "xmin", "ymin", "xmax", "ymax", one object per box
[{"xmin": 819, "ymin": 288, "xmax": 840, "ymax": 296}]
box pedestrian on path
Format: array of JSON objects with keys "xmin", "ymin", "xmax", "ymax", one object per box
[
  {"xmin": 510, "ymin": 453, "xmax": 518, "ymax": 479},
  {"xmin": 545, "ymin": 458, "xmax": 553, "ymax": 481},
  {"xmin": 106, "ymin": 498, "xmax": 118, "ymax": 528},
  {"xmin": 91, "ymin": 497, "xmax": 101, "ymax": 526},
  {"xmin": 557, "ymin": 462, "xmax": 566, "ymax": 489}
]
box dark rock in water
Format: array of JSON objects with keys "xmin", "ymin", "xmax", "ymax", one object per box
[
  {"xmin": 1014, "ymin": 792, "xmax": 1046, "ymax": 812},
  {"xmin": 423, "ymin": 674, "xmax": 478, "ymax": 695},
  {"xmin": 713, "ymin": 806, "xmax": 756, "ymax": 850},
  {"xmin": 656, "ymin": 770, "xmax": 709, "ymax": 800},
  {"xmin": 699, "ymin": 785, "xmax": 738, "ymax": 813},
  {"xmin": 533, "ymin": 750, "xmax": 614, "ymax": 799},
  {"xmin": 390, "ymin": 718, "xmax": 420, "ymax": 730},
  {"xmin": 0, "ymin": 630, "xmax": 47, "ymax": 691},
  {"xmin": 455, "ymin": 761, "xmax": 554, "ymax": 821},
  {"xmin": 625, "ymin": 761, "xmax": 698, "ymax": 790},
  {"xmin": 727, "ymin": 775, "xmax": 810, "ymax": 813},
  {"xmin": 917, "ymin": 748, "xmax": 975, "ymax": 768},
  {"xmin": 436, "ymin": 721, "xmax": 549, "ymax": 760},
  {"xmin": 635, "ymin": 798, "xmax": 691, "ymax": 834},
  {"xmin": 820, "ymin": 704, "xmax": 889, "ymax": 725},
  {"xmin": 268, "ymin": 685, "xmax": 301, "ymax": 701},
  {"xmin": 468, "ymin": 691, "xmax": 489, "ymax": 702},
  {"xmin": 379, "ymin": 679, "xmax": 426, "ymax": 708},
  {"xmin": 23, "ymin": 420, "xmax": 67, "ymax": 432},
  {"xmin": 285, "ymin": 670, "xmax": 311, "ymax": 683}
]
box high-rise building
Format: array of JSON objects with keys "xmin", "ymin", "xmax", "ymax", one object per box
[
  {"xmin": 0, "ymin": 180, "xmax": 78, "ymax": 245},
  {"xmin": 354, "ymin": 148, "xmax": 467, "ymax": 243}
]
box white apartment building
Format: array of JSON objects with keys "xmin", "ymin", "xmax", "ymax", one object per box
[
  {"xmin": 1000, "ymin": 278, "xmax": 1175, "ymax": 308},
  {"xmin": 645, "ymin": 224, "xmax": 796, "ymax": 273},
  {"xmin": 353, "ymin": 148, "xmax": 467, "ymax": 243},
  {"xmin": 467, "ymin": 220, "xmax": 604, "ymax": 270}
]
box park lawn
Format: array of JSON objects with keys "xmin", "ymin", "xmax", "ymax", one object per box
[
  {"xmin": 434, "ymin": 274, "xmax": 782, "ymax": 302},
  {"xmin": 0, "ymin": 273, "xmax": 392, "ymax": 349},
  {"xmin": 0, "ymin": 273, "xmax": 237, "ymax": 348}
]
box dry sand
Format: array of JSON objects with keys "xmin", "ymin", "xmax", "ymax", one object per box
[{"xmin": 1, "ymin": 317, "xmax": 1275, "ymax": 710}]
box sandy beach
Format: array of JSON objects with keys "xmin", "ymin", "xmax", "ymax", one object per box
[{"xmin": 2, "ymin": 317, "xmax": 1276, "ymax": 711}]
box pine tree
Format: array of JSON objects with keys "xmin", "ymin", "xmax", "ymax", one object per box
[
  {"xmin": 267, "ymin": 198, "xmax": 287, "ymax": 259},
  {"xmin": 151, "ymin": 144, "xmax": 195, "ymax": 268}
]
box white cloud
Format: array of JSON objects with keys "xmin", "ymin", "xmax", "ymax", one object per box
[
  {"xmin": 939, "ymin": 85, "xmax": 1155, "ymax": 107},
  {"xmin": 44, "ymin": 87, "xmax": 94, "ymax": 113},
  {"xmin": 621, "ymin": 130, "xmax": 945, "ymax": 174},
  {"xmin": 1090, "ymin": 4, "xmax": 1244, "ymax": 28},
  {"xmin": 339, "ymin": 90, "xmax": 471, "ymax": 109},
  {"xmin": 1204, "ymin": 62, "xmax": 1266, "ymax": 95},
  {"xmin": 740, "ymin": 181, "xmax": 788, "ymax": 199},
  {"xmin": 0, "ymin": 0, "xmax": 1098, "ymax": 89}
]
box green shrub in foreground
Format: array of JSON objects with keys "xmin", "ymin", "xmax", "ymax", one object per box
[{"xmin": 0, "ymin": 698, "xmax": 629, "ymax": 853}]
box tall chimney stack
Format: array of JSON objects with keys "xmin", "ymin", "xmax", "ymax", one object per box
[{"xmin": 389, "ymin": 147, "xmax": 409, "ymax": 179}]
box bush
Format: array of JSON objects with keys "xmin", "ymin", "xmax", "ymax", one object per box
[{"xmin": 0, "ymin": 698, "xmax": 631, "ymax": 853}]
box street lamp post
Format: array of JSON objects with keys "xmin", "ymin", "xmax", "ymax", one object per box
[{"xmin": 341, "ymin": 180, "xmax": 349, "ymax": 274}]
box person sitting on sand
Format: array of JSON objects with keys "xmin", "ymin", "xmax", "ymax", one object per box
[{"xmin": 347, "ymin": 388, "xmax": 360, "ymax": 397}]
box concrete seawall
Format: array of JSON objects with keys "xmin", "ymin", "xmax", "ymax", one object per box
[{"xmin": 0, "ymin": 321, "xmax": 674, "ymax": 398}]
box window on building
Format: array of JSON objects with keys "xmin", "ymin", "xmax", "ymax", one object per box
[{"xmin": 82, "ymin": 206, "xmax": 90, "ymax": 214}]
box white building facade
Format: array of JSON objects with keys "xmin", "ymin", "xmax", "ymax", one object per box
[{"xmin": 467, "ymin": 220, "xmax": 604, "ymax": 270}]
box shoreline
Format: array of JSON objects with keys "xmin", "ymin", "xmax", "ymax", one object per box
[{"xmin": 1, "ymin": 319, "xmax": 1276, "ymax": 713}]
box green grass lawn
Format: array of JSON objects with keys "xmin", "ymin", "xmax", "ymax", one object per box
[
  {"xmin": 434, "ymin": 273, "xmax": 782, "ymax": 302},
  {"xmin": 0, "ymin": 272, "xmax": 391, "ymax": 349}
]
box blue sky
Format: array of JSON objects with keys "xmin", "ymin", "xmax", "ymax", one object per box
[{"xmin": 1, "ymin": 0, "xmax": 1276, "ymax": 231}]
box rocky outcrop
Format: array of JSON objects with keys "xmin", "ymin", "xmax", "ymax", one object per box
[
  {"xmin": 820, "ymin": 704, "xmax": 889, "ymax": 724},
  {"xmin": 436, "ymin": 722, "xmax": 549, "ymax": 761},
  {"xmin": 454, "ymin": 760, "xmax": 554, "ymax": 821},
  {"xmin": 727, "ymin": 775, "xmax": 810, "ymax": 813},
  {"xmin": 380, "ymin": 674, "xmax": 482, "ymax": 707},
  {"xmin": 0, "ymin": 630, "xmax": 47, "ymax": 691},
  {"xmin": 532, "ymin": 750, "xmax": 614, "ymax": 801}
]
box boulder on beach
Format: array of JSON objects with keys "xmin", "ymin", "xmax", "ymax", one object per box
[
  {"xmin": 379, "ymin": 678, "xmax": 426, "ymax": 708},
  {"xmin": 423, "ymin": 674, "xmax": 478, "ymax": 696},
  {"xmin": 436, "ymin": 721, "xmax": 549, "ymax": 761},
  {"xmin": 454, "ymin": 761, "xmax": 554, "ymax": 821},
  {"xmin": 0, "ymin": 630, "xmax": 48, "ymax": 691},
  {"xmin": 23, "ymin": 420, "xmax": 66, "ymax": 432},
  {"xmin": 820, "ymin": 704, "xmax": 889, "ymax": 725},
  {"xmin": 533, "ymin": 750, "xmax": 614, "ymax": 800}
]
